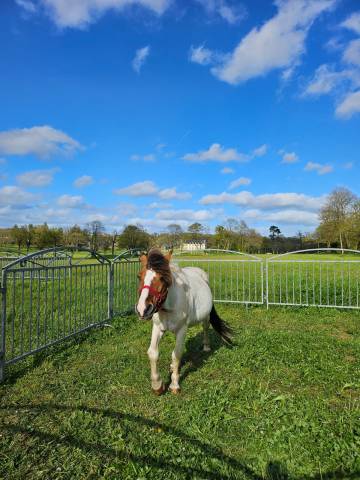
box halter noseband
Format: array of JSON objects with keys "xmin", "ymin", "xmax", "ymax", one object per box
[{"xmin": 141, "ymin": 285, "xmax": 168, "ymax": 312}]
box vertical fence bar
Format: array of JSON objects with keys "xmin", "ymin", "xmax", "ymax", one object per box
[
  {"xmin": 0, "ymin": 270, "xmax": 6, "ymax": 382},
  {"xmin": 108, "ymin": 263, "xmax": 114, "ymax": 320},
  {"xmin": 265, "ymin": 260, "xmax": 269, "ymax": 309}
]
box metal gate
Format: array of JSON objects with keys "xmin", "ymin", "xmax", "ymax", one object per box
[
  {"xmin": 265, "ymin": 248, "xmax": 360, "ymax": 309},
  {"xmin": 0, "ymin": 247, "xmax": 110, "ymax": 381}
]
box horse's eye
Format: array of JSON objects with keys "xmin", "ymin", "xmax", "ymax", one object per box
[{"xmin": 137, "ymin": 273, "xmax": 141, "ymax": 279}]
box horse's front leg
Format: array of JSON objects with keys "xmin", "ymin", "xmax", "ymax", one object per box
[
  {"xmin": 147, "ymin": 323, "xmax": 165, "ymax": 395},
  {"xmin": 170, "ymin": 326, "xmax": 187, "ymax": 394}
]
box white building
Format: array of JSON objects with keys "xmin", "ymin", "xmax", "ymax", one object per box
[{"xmin": 181, "ymin": 240, "xmax": 207, "ymax": 252}]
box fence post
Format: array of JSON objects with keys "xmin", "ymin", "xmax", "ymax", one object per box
[
  {"xmin": 0, "ymin": 271, "xmax": 7, "ymax": 383},
  {"xmin": 108, "ymin": 263, "xmax": 114, "ymax": 321}
]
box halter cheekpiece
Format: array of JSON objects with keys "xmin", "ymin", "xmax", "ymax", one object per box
[{"xmin": 141, "ymin": 285, "xmax": 168, "ymax": 312}]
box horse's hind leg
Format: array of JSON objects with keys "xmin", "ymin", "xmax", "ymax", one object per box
[
  {"xmin": 170, "ymin": 326, "xmax": 187, "ymax": 394},
  {"xmin": 147, "ymin": 323, "xmax": 165, "ymax": 395},
  {"xmin": 203, "ymin": 315, "xmax": 211, "ymax": 352}
]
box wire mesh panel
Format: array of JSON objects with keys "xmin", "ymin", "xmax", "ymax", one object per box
[
  {"xmin": 1, "ymin": 248, "xmax": 110, "ymax": 374},
  {"xmin": 266, "ymin": 249, "xmax": 360, "ymax": 309},
  {"xmin": 173, "ymin": 250, "xmax": 263, "ymax": 305}
]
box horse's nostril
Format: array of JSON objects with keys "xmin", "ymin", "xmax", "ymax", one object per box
[{"xmin": 144, "ymin": 304, "xmax": 155, "ymax": 318}]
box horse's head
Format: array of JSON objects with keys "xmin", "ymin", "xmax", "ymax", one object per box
[{"xmin": 136, "ymin": 248, "xmax": 172, "ymax": 320}]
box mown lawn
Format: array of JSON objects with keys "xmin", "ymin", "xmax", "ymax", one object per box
[{"xmin": 0, "ymin": 305, "xmax": 359, "ymax": 479}]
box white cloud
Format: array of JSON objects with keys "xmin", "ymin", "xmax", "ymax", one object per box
[
  {"xmin": 16, "ymin": 169, "xmax": 58, "ymax": 187},
  {"xmin": 156, "ymin": 208, "xmax": 219, "ymax": 222},
  {"xmin": 0, "ymin": 186, "xmax": 39, "ymax": 206},
  {"xmin": 132, "ymin": 45, "xmax": 150, "ymax": 73},
  {"xmin": 221, "ymin": 167, "xmax": 234, "ymax": 174},
  {"xmin": 303, "ymin": 64, "xmax": 360, "ymax": 96},
  {"xmin": 189, "ymin": 45, "xmax": 215, "ymax": 66},
  {"xmin": 158, "ymin": 188, "xmax": 191, "ymax": 200},
  {"xmin": 114, "ymin": 180, "xmax": 191, "ymax": 199},
  {"xmin": 196, "ymin": 0, "xmax": 246, "ymax": 25},
  {"xmin": 74, "ymin": 175, "xmax": 94, "ymax": 188},
  {"xmin": 183, "ymin": 143, "xmax": 267, "ymax": 163},
  {"xmin": 303, "ymin": 10, "xmax": 360, "ymax": 119},
  {"xmin": 147, "ymin": 201, "xmax": 172, "ymax": 209},
  {"xmin": 183, "ymin": 143, "xmax": 248, "ymax": 163},
  {"xmin": 0, "ymin": 125, "xmax": 82, "ymax": 159},
  {"xmin": 252, "ymin": 144, "xmax": 268, "ymax": 157},
  {"xmin": 343, "ymin": 39, "xmax": 360, "ymax": 67},
  {"xmin": 335, "ymin": 90, "xmax": 360, "ymax": 118},
  {"xmin": 200, "ymin": 0, "xmax": 336, "ymax": 85},
  {"xmin": 15, "ymin": 0, "xmax": 37, "ymax": 13},
  {"xmin": 281, "ymin": 151, "xmax": 299, "ymax": 163},
  {"xmin": 115, "ymin": 202, "xmax": 137, "ymax": 216},
  {"xmin": 57, "ymin": 194, "xmax": 86, "ymax": 208},
  {"xmin": 304, "ymin": 161, "xmax": 333, "ymax": 175},
  {"xmin": 200, "ymin": 190, "xmax": 325, "ymax": 211},
  {"xmin": 229, "ymin": 177, "xmax": 251, "ymax": 189},
  {"xmin": 341, "ymin": 11, "xmax": 360, "ymax": 35},
  {"xmin": 27, "ymin": 0, "xmax": 171, "ymax": 29},
  {"xmin": 244, "ymin": 208, "xmax": 318, "ymax": 226},
  {"xmin": 343, "ymin": 162, "xmax": 353, "ymax": 169},
  {"xmin": 131, "ymin": 153, "xmax": 156, "ymax": 162},
  {"xmin": 114, "ymin": 180, "xmax": 158, "ymax": 197}
]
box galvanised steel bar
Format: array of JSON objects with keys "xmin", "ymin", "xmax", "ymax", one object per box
[{"xmin": 0, "ymin": 270, "xmax": 7, "ymax": 382}]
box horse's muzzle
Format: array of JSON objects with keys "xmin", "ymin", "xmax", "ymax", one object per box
[{"xmin": 135, "ymin": 303, "xmax": 155, "ymax": 321}]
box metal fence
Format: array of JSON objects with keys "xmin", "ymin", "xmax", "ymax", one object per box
[
  {"xmin": 173, "ymin": 250, "xmax": 264, "ymax": 305},
  {"xmin": 266, "ymin": 248, "xmax": 360, "ymax": 309},
  {"xmin": 1, "ymin": 247, "xmax": 359, "ymax": 382}
]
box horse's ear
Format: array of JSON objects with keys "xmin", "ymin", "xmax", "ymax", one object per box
[
  {"xmin": 140, "ymin": 253, "xmax": 147, "ymax": 267},
  {"xmin": 165, "ymin": 249, "xmax": 173, "ymax": 262}
]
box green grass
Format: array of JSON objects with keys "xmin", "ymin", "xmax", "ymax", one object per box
[{"xmin": 0, "ymin": 305, "xmax": 359, "ymax": 479}]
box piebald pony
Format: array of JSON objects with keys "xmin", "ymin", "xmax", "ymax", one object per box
[{"xmin": 136, "ymin": 248, "xmax": 232, "ymax": 394}]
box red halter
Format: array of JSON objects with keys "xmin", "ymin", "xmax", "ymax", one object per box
[{"xmin": 141, "ymin": 285, "xmax": 168, "ymax": 312}]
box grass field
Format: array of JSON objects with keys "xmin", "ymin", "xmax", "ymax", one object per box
[{"xmin": 0, "ymin": 304, "xmax": 359, "ymax": 479}]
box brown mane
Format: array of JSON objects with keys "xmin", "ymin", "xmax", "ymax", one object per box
[{"xmin": 146, "ymin": 248, "xmax": 172, "ymax": 287}]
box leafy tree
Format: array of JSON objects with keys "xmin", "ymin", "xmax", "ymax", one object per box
[
  {"xmin": 63, "ymin": 225, "xmax": 89, "ymax": 248},
  {"xmin": 34, "ymin": 224, "xmax": 63, "ymax": 249},
  {"xmin": 269, "ymin": 225, "xmax": 282, "ymax": 254},
  {"xmin": 10, "ymin": 225, "xmax": 26, "ymax": 253},
  {"xmin": 269, "ymin": 225, "xmax": 281, "ymax": 240},
  {"xmin": 318, "ymin": 187, "xmax": 357, "ymax": 250},
  {"xmin": 117, "ymin": 225, "xmax": 150, "ymax": 250}
]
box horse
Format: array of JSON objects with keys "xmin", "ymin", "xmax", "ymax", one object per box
[{"xmin": 135, "ymin": 248, "xmax": 233, "ymax": 395}]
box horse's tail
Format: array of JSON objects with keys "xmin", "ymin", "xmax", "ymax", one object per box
[{"xmin": 209, "ymin": 305, "xmax": 233, "ymax": 345}]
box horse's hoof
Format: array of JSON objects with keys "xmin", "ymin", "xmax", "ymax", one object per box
[
  {"xmin": 170, "ymin": 387, "xmax": 181, "ymax": 395},
  {"xmin": 203, "ymin": 345, "xmax": 211, "ymax": 352},
  {"xmin": 152, "ymin": 383, "xmax": 165, "ymax": 396}
]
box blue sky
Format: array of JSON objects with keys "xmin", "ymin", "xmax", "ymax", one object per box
[{"xmin": 1, "ymin": 0, "xmax": 359, "ymax": 235}]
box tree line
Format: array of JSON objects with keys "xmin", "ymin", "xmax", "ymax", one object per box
[{"xmin": 0, "ymin": 188, "xmax": 358, "ymax": 255}]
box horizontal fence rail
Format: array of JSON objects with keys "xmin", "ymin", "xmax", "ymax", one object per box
[{"xmin": 1, "ymin": 247, "xmax": 359, "ymax": 381}]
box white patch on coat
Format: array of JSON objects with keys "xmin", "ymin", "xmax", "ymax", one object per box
[{"xmin": 137, "ymin": 269, "xmax": 156, "ymax": 317}]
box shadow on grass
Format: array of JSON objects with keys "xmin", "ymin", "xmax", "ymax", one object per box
[
  {"xmin": 179, "ymin": 329, "xmax": 226, "ymax": 383},
  {"xmin": 0, "ymin": 403, "xmax": 358, "ymax": 480},
  {"xmin": 2, "ymin": 316, "xmax": 135, "ymax": 387}
]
